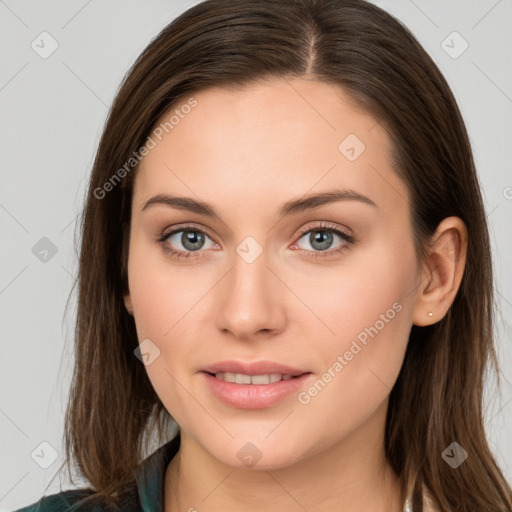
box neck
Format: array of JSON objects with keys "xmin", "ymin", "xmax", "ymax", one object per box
[{"xmin": 164, "ymin": 402, "xmax": 404, "ymax": 512}]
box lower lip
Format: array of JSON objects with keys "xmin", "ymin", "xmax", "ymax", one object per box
[{"xmin": 201, "ymin": 372, "xmax": 313, "ymax": 409}]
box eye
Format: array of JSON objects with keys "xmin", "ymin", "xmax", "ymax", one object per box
[
  {"xmin": 158, "ymin": 224, "xmax": 218, "ymax": 260},
  {"xmin": 291, "ymin": 222, "xmax": 355, "ymax": 259},
  {"xmin": 157, "ymin": 221, "xmax": 355, "ymax": 261}
]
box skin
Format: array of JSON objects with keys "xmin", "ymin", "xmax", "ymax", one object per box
[{"xmin": 123, "ymin": 77, "xmax": 467, "ymax": 512}]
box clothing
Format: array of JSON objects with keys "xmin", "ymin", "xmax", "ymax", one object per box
[
  {"xmin": 14, "ymin": 434, "xmax": 420, "ymax": 511},
  {"xmin": 12, "ymin": 434, "xmax": 181, "ymax": 512}
]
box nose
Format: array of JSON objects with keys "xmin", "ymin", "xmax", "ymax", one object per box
[{"xmin": 215, "ymin": 244, "xmax": 286, "ymax": 342}]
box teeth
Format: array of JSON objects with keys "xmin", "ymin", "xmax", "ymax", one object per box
[
  {"xmin": 235, "ymin": 373, "xmax": 251, "ymax": 384},
  {"xmin": 214, "ymin": 372, "xmax": 294, "ymax": 384}
]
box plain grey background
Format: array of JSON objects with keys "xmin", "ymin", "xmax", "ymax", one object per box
[{"xmin": 1, "ymin": 0, "xmax": 511, "ymax": 509}]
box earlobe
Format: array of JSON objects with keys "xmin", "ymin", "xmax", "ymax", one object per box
[
  {"xmin": 124, "ymin": 293, "xmax": 134, "ymax": 315},
  {"xmin": 412, "ymin": 216, "xmax": 468, "ymax": 326}
]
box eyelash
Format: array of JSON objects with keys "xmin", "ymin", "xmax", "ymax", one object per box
[{"xmin": 157, "ymin": 222, "xmax": 355, "ymax": 261}]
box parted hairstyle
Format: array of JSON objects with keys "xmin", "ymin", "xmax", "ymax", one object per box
[{"xmin": 50, "ymin": 0, "xmax": 512, "ymax": 510}]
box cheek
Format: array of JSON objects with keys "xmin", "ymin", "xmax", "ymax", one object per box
[
  {"xmin": 126, "ymin": 239, "xmax": 210, "ymax": 401},
  {"xmin": 302, "ymin": 233, "xmax": 416, "ymax": 347},
  {"xmin": 314, "ymin": 246, "xmax": 415, "ymax": 404},
  {"xmin": 127, "ymin": 235, "xmax": 199, "ymax": 341},
  {"xmin": 294, "ymin": 298, "xmax": 412, "ymax": 450},
  {"xmin": 127, "ymin": 251, "xmax": 198, "ymax": 425}
]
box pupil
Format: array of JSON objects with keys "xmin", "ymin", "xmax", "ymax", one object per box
[
  {"xmin": 182, "ymin": 231, "xmax": 204, "ymax": 251},
  {"xmin": 310, "ymin": 231, "xmax": 332, "ymax": 251}
]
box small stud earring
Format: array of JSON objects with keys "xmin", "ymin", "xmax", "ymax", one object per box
[{"xmin": 428, "ymin": 312, "xmax": 433, "ymax": 317}]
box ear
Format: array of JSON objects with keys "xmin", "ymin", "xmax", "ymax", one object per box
[
  {"xmin": 124, "ymin": 292, "xmax": 134, "ymax": 316},
  {"xmin": 412, "ymin": 216, "xmax": 468, "ymax": 326}
]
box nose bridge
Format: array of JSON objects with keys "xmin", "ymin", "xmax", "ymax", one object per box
[{"xmin": 215, "ymin": 236, "xmax": 284, "ymax": 339}]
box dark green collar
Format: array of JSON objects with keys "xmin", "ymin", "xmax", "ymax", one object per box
[{"xmin": 136, "ymin": 434, "xmax": 181, "ymax": 512}]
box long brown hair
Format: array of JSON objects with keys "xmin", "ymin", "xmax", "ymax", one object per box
[{"xmin": 52, "ymin": 0, "xmax": 512, "ymax": 510}]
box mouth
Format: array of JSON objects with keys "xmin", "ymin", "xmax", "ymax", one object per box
[
  {"xmin": 206, "ymin": 372, "xmax": 299, "ymax": 384},
  {"xmin": 200, "ymin": 361, "xmax": 313, "ymax": 409},
  {"xmin": 202, "ymin": 360, "xmax": 308, "ymax": 378}
]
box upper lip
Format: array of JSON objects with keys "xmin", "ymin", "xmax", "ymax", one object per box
[{"xmin": 202, "ymin": 360, "xmax": 309, "ymax": 376}]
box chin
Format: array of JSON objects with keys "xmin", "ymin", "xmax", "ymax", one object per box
[{"xmin": 202, "ymin": 434, "xmax": 308, "ymax": 471}]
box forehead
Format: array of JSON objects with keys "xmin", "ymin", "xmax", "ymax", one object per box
[{"xmin": 134, "ymin": 77, "xmax": 408, "ymax": 219}]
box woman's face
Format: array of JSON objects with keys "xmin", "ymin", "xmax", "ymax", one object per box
[{"xmin": 124, "ymin": 78, "xmax": 421, "ymax": 469}]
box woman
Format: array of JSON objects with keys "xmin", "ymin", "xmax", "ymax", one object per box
[{"xmin": 15, "ymin": 0, "xmax": 512, "ymax": 511}]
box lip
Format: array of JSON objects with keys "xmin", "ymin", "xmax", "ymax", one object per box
[
  {"xmin": 200, "ymin": 360, "xmax": 313, "ymax": 409},
  {"xmin": 202, "ymin": 360, "xmax": 308, "ymax": 376}
]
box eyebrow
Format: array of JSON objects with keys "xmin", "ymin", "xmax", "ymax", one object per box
[{"xmin": 141, "ymin": 189, "xmax": 378, "ymax": 219}]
